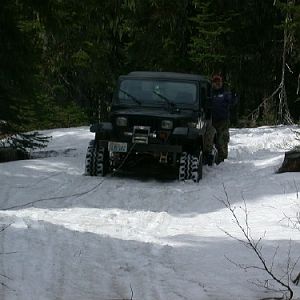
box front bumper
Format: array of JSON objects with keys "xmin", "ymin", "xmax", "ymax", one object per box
[
  {"xmin": 132, "ymin": 143, "xmax": 182, "ymax": 153},
  {"xmin": 99, "ymin": 140, "xmax": 182, "ymax": 154}
]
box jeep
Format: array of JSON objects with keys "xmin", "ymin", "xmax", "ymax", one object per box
[{"xmin": 85, "ymin": 71, "xmax": 217, "ymax": 182}]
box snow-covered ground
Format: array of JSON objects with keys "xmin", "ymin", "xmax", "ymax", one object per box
[{"xmin": 0, "ymin": 126, "xmax": 300, "ymax": 300}]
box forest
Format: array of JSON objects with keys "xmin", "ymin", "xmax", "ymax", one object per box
[{"xmin": 1, "ymin": 0, "xmax": 299, "ymax": 136}]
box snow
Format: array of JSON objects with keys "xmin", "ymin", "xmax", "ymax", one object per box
[{"xmin": 0, "ymin": 125, "xmax": 300, "ymax": 300}]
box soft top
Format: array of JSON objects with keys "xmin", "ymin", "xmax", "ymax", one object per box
[{"xmin": 122, "ymin": 71, "xmax": 207, "ymax": 82}]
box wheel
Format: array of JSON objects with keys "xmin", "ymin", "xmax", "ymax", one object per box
[
  {"xmin": 179, "ymin": 152, "xmax": 202, "ymax": 182},
  {"xmin": 85, "ymin": 140, "xmax": 96, "ymax": 176},
  {"xmin": 85, "ymin": 140, "xmax": 109, "ymax": 176},
  {"xmin": 96, "ymin": 145, "xmax": 109, "ymax": 176},
  {"xmin": 191, "ymin": 151, "xmax": 203, "ymax": 183},
  {"xmin": 179, "ymin": 152, "xmax": 188, "ymax": 181}
]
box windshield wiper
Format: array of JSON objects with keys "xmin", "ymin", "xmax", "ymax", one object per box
[
  {"xmin": 153, "ymin": 91, "xmax": 177, "ymax": 111},
  {"xmin": 119, "ymin": 88, "xmax": 141, "ymax": 105}
]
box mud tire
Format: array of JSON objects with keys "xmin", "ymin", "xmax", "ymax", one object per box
[{"xmin": 85, "ymin": 140, "xmax": 109, "ymax": 176}]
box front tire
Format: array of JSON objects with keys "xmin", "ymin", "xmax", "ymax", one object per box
[
  {"xmin": 191, "ymin": 151, "xmax": 203, "ymax": 182},
  {"xmin": 179, "ymin": 152, "xmax": 189, "ymax": 181},
  {"xmin": 85, "ymin": 140, "xmax": 109, "ymax": 176},
  {"xmin": 179, "ymin": 151, "xmax": 203, "ymax": 182}
]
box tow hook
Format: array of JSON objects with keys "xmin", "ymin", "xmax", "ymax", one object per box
[{"xmin": 159, "ymin": 152, "xmax": 168, "ymax": 163}]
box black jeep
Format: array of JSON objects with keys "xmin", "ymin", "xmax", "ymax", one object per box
[{"xmin": 85, "ymin": 71, "xmax": 217, "ymax": 182}]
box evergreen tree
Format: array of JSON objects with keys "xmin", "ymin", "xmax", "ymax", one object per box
[
  {"xmin": 0, "ymin": 0, "xmax": 43, "ymax": 135},
  {"xmin": 1, "ymin": 0, "xmax": 299, "ymax": 132},
  {"xmin": 123, "ymin": 0, "xmax": 193, "ymax": 72}
]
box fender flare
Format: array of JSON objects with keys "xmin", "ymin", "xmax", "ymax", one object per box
[
  {"xmin": 90, "ymin": 122, "xmax": 113, "ymax": 133},
  {"xmin": 172, "ymin": 127, "xmax": 204, "ymax": 140}
]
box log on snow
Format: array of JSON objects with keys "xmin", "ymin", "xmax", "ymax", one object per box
[
  {"xmin": 0, "ymin": 147, "xmax": 29, "ymax": 163},
  {"xmin": 278, "ymin": 146, "xmax": 300, "ymax": 173}
]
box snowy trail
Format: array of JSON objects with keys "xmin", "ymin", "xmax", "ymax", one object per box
[{"xmin": 0, "ymin": 126, "xmax": 300, "ymax": 300}]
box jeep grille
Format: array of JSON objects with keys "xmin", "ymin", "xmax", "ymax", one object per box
[{"xmin": 128, "ymin": 117, "xmax": 161, "ymax": 130}]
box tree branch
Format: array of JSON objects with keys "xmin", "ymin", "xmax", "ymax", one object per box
[{"xmin": 219, "ymin": 184, "xmax": 295, "ymax": 299}]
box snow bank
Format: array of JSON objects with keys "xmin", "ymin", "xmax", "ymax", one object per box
[{"xmin": 0, "ymin": 125, "xmax": 300, "ymax": 300}]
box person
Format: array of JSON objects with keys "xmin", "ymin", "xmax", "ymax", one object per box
[{"xmin": 210, "ymin": 75, "xmax": 238, "ymax": 164}]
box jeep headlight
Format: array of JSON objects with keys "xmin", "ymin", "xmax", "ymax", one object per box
[
  {"xmin": 161, "ymin": 120, "xmax": 173, "ymax": 129},
  {"xmin": 116, "ymin": 117, "xmax": 128, "ymax": 127}
]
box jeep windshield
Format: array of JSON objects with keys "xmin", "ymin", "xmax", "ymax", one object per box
[{"xmin": 116, "ymin": 79, "xmax": 197, "ymax": 109}]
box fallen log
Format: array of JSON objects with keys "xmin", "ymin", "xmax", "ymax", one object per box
[
  {"xmin": 278, "ymin": 146, "xmax": 300, "ymax": 173},
  {"xmin": 0, "ymin": 147, "xmax": 29, "ymax": 163}
]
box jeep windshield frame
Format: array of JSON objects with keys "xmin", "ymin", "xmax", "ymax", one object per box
[{"xmin": 113, "ymin": 77, "xmax": 200, "ymax": 111}]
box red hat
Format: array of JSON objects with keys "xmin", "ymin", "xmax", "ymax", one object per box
[{"xmin": 212, "ymin": 75, "xmax": 223, "ymax": 83}]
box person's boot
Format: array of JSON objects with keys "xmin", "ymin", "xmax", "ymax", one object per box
[
  {"xmin": 216, "ymin": 158, "xmax": 224, "ymax": 165},
  {"xmin": 207, "ymin": 154, "xmax": 214, "ymax": 166},
  {"xmin": 216, "ymin": 153, "xmax": 225, "ymax": 165}
]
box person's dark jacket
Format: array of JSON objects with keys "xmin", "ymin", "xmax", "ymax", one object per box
[{"xmin": 212, "ymin": 88, "xmax": 238, "ymax": 122}]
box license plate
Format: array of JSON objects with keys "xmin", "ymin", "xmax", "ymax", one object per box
[{"xmin": 108, "ymin": 142, "xmax": 128, "ymax": 153}]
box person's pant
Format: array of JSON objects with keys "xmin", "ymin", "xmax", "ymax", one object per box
[
  {"xmin": 213, "ymin": 120, "xmax": 229, "ymax": 161},
  {"xmin": 204, "ymin": 123, "xmax": 216, "ymax": 154}
]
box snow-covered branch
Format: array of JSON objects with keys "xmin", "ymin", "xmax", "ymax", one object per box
[{"xmin": 219, "ymin": 184, "xmax": 297, "ymax": 300}]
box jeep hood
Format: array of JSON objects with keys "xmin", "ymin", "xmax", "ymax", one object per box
[{"xmin": 111, "ymin": 108, "xmax": 196, "ymax": 119}]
